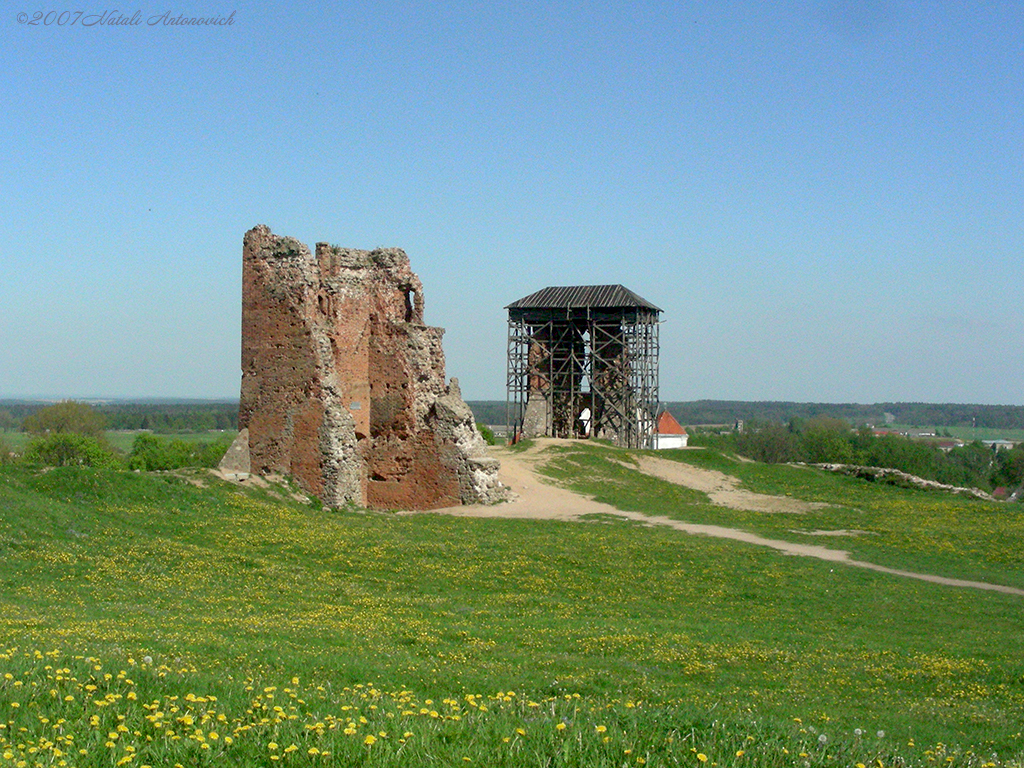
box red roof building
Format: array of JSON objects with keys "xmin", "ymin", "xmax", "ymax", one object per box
[{"xmin": 653, "ymin": 411, "xmax": 688, "ymax": 449}]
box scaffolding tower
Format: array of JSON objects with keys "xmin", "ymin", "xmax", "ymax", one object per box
[{"xmin": 506, "ymin": 285, "xmax": 661, "ymax": 449}]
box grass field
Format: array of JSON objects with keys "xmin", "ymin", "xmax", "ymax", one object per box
[
  {"xmin": 888, "ymin": 425, "xmax": 1024, "ymax": 443},
  {"xmin": 1, "ymin": 443, "xmax": 1023, "ymax": 767}
]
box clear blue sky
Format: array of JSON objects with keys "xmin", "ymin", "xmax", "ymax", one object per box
[{"xmin": 2, "ymin": 2, "xmax": 1022, "ymax": 404}]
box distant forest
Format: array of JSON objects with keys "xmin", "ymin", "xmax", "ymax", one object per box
[
  {"xmin": 466, "ymin": 400, "xmax": 1024, "ymax": 431},
  {"xmin": 0, "ymin": 401, "xmax": 239, "ymax": 433},
  {"xmin": 2, "ymin": 399, "xmax": 1022, "ymax": 434}
]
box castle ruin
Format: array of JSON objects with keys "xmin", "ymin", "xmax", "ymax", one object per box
[{"xmin": 237, "ymin": 224, "xmax": 503, "ymax": 510}]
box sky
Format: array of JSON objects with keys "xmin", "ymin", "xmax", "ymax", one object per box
[{"xmin": 2, "ymin": 1, "xmax": 1022, "ymax": 405}]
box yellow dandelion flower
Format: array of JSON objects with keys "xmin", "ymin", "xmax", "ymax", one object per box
[
  {"xmin": 595, "ymin": 725, "xmax": 607, "ymax": 734},
  {"xmin": 556, "ymin": 722, "xmax": 567, "ymax": 731},
  {"xmin": 697, "ymin": 754, "xmax": 708, "ymax": 763},
  {"xmin": 364, "ymin": 735, "xmax": 377, "ymax": 746}
]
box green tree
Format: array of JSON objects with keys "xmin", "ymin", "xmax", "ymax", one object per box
[
  {"xmin": 735, "ymin": 421, "xmax": 802, "ymax": 463},
  {"xmin": 937, "ymin": 443, "xmax": 993, "ymax": 488},
  {"xmin": 0, "ymin": 408, "xmax": 18, "ymax": 432},
  {"xmin": 992, "ymin": 447, "xmax": 1024, "ymax": 491},
  {"xmin": 22, "ymin": 400, "xmax": 106, "ymax": 439},
  {"xmin": 865, "ymin": 435, "xmax": 938, "ymax": 478},
  {"xmin": 799, "ymin": 416, "xmax": 856, "ymax": 464}
]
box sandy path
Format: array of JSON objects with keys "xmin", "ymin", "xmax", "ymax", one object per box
[
  {"xmin": 634, "ymin": 454, "xmax": 830, "ymax": 514},
  {"xmin": 405, "ymin": 441, "xmax": 1024, "ymax": 597}
]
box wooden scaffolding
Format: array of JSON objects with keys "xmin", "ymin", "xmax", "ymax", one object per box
[{"xmin": 506, "ymin": 285, "xmax": 661, "ymax": 449}]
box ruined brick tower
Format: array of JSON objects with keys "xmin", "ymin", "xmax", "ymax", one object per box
[{"xmin": 238, "ymin": 224, "xmax": 503, "ymax": 510}]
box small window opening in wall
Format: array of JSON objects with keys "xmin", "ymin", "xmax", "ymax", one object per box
[
  {"xmin": 318, "ymin": 294, "xmax": 329, "ymax": 315},
  {"xmin": 404, "ymin": 289, "xmax": 414, "ymax": 322}
]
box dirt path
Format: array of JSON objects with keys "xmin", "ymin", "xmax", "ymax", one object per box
[
  {"xmin": 405, "ymin": 440, "xmax": 1024, "ymax": 598},
  {"xmin": 634, "ymin": 454, "xmax": 830, "ymax": 514}
]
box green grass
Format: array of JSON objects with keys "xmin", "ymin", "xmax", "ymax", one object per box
[
  {"xmin": 540, "ymin": 442, "xmax": 1024, "ymax": 590},
  {"xmin": 1, "ymin": 447, "xmax": 1023, "ymax": 767}
]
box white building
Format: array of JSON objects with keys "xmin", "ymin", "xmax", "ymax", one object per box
[{"xmin": 653, "ymin": 410, "xmax": 688, "ymax": 449}]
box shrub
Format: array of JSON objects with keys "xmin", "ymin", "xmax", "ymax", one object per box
[
  {"xmin": 23, "ymin": 433, "xmax": 122, "ymax": 468},
  {"xmin": 129, "ymin": 433, "xmax": 232, "ymax": 471},
  {"xmin": 476, "ymin": 423, "xmax": 496, "ymax": 446},
  {"xmin": 0, "ymin": 435, "xmax": 16, "ymax": 464}
]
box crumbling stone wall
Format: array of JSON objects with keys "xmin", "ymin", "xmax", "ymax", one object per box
[{"xmin": 239, "ymin": 224, "xmax": 503, "ymax": 510}]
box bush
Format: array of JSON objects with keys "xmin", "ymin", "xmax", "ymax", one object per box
[
  {"xmin": 23, "ymin": 433, "xmax": 121, "ymax": 468},
  {"xmin": 128, "ymin": 433, "xmax": 232, "ymax": 471},
  {"xmin": 476, "ymin": 423, "xmax": 496, "ymax": 446}
]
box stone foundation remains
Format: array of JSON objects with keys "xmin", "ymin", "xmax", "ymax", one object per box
[{"xmin": 237, "ymin": 224, "xmax": 504, "ymax": 510}]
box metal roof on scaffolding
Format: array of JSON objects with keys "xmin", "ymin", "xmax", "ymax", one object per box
[{"xmin": 505, "ymin": 284, "xmax": 662, "ymax": 312}]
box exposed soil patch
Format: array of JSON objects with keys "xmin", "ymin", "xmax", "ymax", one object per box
[{"xmin": 634, "ymin": 454, "xmax": 830, "ymax": 514}]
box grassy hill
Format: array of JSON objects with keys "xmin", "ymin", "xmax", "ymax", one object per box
[{"xmin": 1, "ymin": 444, "xmax": 1023, "ymax": 766}]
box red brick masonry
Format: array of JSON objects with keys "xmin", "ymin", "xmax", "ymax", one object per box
[{"xmin": 238, "ymin": 225, "xmax": 504, "ymax": 510}]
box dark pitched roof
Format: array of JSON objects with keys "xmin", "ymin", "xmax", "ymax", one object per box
[{"xmin": 506, "ymin": 285, "xmax": 661, "ymax": 311}]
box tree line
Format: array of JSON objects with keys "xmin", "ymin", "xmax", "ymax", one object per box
[
  {"xmin": 463, "ymin": 401, "xmax": 1024, "ymax": 431},
  {"xmin": 693, "ymin": 416, "xmax": 1024, "ymax": 496},
  {"xmin": 7, "ymin": 400, "xmax": 1019, "ymax": 434},
  {"xmin": 665, "ymin": 401, "xmax": 1024, "ymax": 430},
  {"xmin": 0, "ymin": 400, "xmax": 238, "ymax": 433}
]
